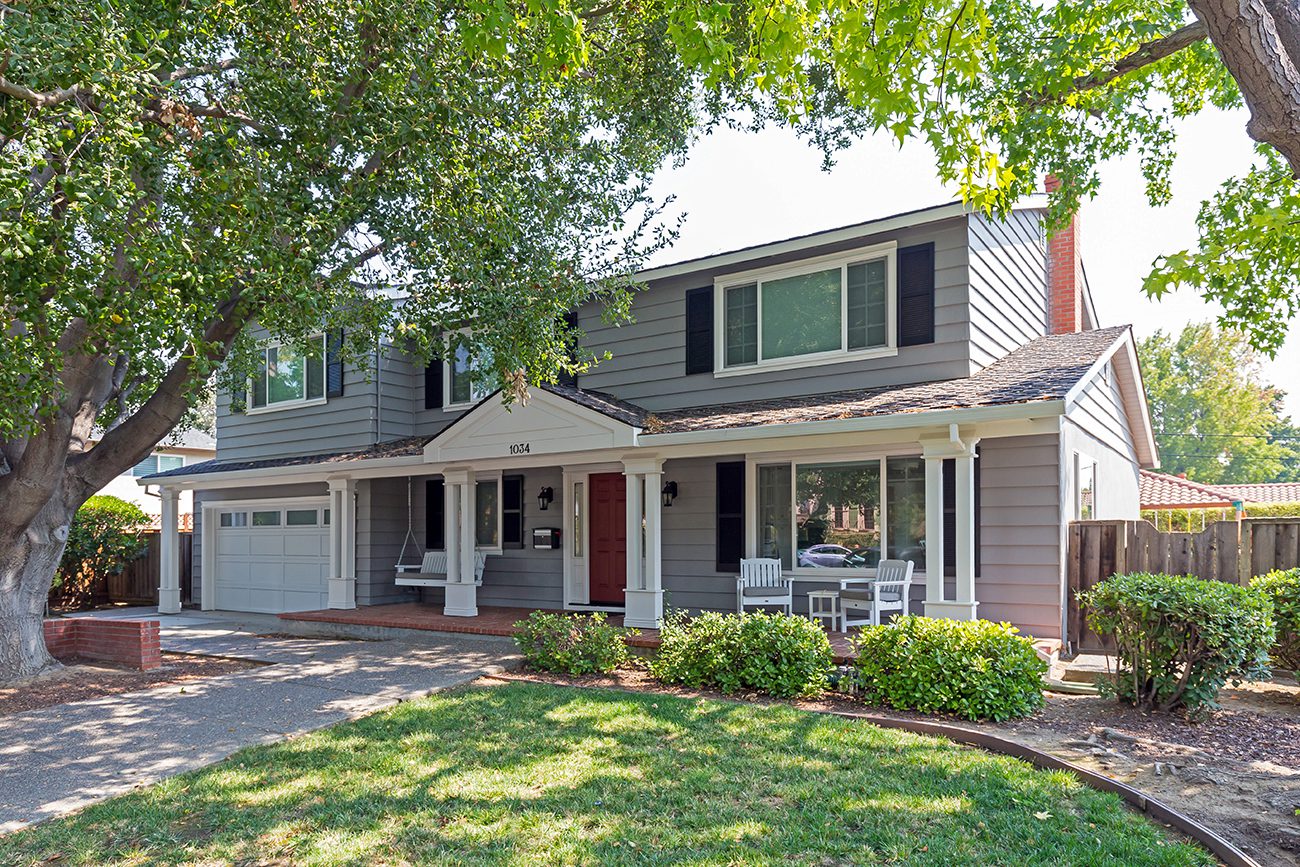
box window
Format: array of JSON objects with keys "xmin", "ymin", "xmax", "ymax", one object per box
[
  {"xmin": 445, "ymin": 335, "xmax": 493, "ymax": 408},
  {"xmin": 131, "ymin": 454, "xmax": 185, "ymax": 477},
  {"xmin": 286, "ymin": 509, "xmax": 319, "ymax": 526},
  {"xmin": 757, "ymin": 465, "xmax": 793, "ymax": 569},
  {"xmin": 886, "ymin": 457, "xmax": 927, "ymax": 572},
  {"xmin": 502, "ymin": 475, "xmax": 525, "ymax": 549},
  {"xmin": 219, "ymin": 511, "xmax": 248, "ymax": 527},
  {"xmin": 249, "ymin": 335, "xmax": 326, "ymax": 410},
  {"xmin": 1076, "ymin": 455, "xmax": 1096, "ymax": 520},
  {"xmin": 572, "ymin": 481, "xmax": 584, "ymax": 557},
  {"xmin": 719, "ymin": 244, "xmax": 894, "ymax": 372},
  {"xmin": 251, "ymin": 510, "xmax": 281, "ymax": 526},
  {"xmin": 475, "ymin": 478, "xmax": 500, "ymax": 548}
]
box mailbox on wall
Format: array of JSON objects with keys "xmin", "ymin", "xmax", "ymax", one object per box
[{"xmin": 532, "ymin": 527, "xmax": 561, "ymax": 549}]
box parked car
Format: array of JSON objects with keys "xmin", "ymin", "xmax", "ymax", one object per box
[{"xmin": 798, "ymin": 543, "xmax": 853, "ymax": 567}]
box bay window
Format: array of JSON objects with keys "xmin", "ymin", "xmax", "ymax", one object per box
[
  {"xmin": 719, "ymin": 243, "xmax": 895, "ymax": 372},
  {"xmin": 249, "ymin": 335, "xmax": 326, "ymax": 410}
]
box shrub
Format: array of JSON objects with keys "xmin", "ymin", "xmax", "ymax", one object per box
[
  {"xmin": 1251, "ymin": 568, "xmax": 1300, "ymax": 673},
  {"xmin": 852, "ymin": 616, "xmax": 1047, "ymax": 721},
  {"xmin": 513, "ymin": 611, "xmax": 636, "ymax": 675},
  {"xmin": 1081, "ymin": 572, "xmax": 1274, "ymax": 716},
  {"xmin": 53, "ymin": 495, "xmax": 151, "ymax": 607},
  {"xmin": 650, "ymin": 610, "xmax": 833, "ymax": 698}
]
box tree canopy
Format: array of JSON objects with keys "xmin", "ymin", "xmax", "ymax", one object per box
[{"xmin": 1139, "ymin": 323, "xmax": 1300, "ymax": 484}]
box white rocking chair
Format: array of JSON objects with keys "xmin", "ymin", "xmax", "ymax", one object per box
[
  {"xmin": 395, "ymin": 550, "xmax": 488, "ymax": 587},
  {"xmin": 736, "ymin": 558, "xmax": 793, "ymax": 615},
  {"xmin": 841, "ymin": 559, "xmax": 914, "ymax": 629}
]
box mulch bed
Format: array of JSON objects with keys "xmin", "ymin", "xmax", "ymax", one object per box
[{"xmin": 0, "ymin": 653, "xmax": 260, "ymax": 716}]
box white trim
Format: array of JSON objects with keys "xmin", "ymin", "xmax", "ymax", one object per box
[
  {"xmin": 713, "ymin": 241, "xmax": 898, "ymax": 376},
  {"xmin": 1061, "ymin": 328, "xmax": 1157, "ymax": 469},
  {"xmin": 245, "ymin": 396, "xmax": 327, "ymax": 416},
  {"xmin": 472, "ymin": 471, "xmax": 504, "ymax": 553},
  {"xmin": 634, "ymin": 197, "xmax": 1047, "ymax": 283},
  {"xmin": 246, "ymin": 333, "xmax": 328, "ymax": 412},
  {"xmin": 443, "ymin": 329, "xmax": 493, "ymax": 410},
  {"xmin": 200, "ymin": 495, "xmax": 331, "ymax": 612}
]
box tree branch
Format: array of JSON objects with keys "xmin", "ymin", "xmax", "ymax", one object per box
[
  {"xmin": 1028, "ymin": 20, "xmax": 1209, "ymax": 106},
  {"xmin": 167, "ymin": 58, "xmax": 240, "ymax": 82},
  {"xmin": 0, "ymin": 77, "xmax": 89, "ymax": 108}
]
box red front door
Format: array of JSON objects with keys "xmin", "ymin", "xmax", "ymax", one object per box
[{"xmin": 588, "ymin": 472, "xmax": 627, "ymax": 605}]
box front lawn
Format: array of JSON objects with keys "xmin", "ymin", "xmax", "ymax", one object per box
[{"xmin": 0, "ymin": 682, "xmax": 1211, "ymax": 866}]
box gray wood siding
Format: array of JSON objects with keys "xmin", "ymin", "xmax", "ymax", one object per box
[
  {"xmin": 356, "ymin": 477, "xmax": 420, "ymax": 607},
  {"xmin": 660, "ymin": 456, "xmax": 744, "ymax": 613},
  {"xmin": 477, "ymin": 466, "xmax": 566, "ymax": 608},
  {"xmin": 576, "ymin": 219, "xmax": 973, "ymax": 410},
  {"xmin": 1063, "ymin": 366, "xmax": 1141, "ymax": 521},
  {"xmin": 977, "ymin": 433, "xmax": 1063, "ymax": 639},
  {"xmin": 966, "ymin": 211, "xmax": 1048, "ymax": 369},
  {"xmin": 1067, "ymin": 363, "xmax": 1138, "ymax": 464}
]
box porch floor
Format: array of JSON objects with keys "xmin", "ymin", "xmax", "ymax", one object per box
[{"xmin": 279, "ymin": 603, "xmax": 860, "ymax": 663}]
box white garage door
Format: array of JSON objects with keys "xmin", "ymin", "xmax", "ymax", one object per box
[{"xmin": 212, "ymin": 502, "xmax": 330, "ymax": 613}]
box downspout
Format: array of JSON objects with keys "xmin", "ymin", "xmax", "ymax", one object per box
[{"xmin": 374, "ymin": 337, "xmax": 382, "ymax": 445}]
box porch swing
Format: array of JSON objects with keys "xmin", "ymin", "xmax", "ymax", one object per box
[{"xmin": 394, "ymin": 477, "xmax": 488, "ymax": 588}]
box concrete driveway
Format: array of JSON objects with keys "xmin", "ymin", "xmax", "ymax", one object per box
[{"xmin": 0, "ymin": 610, "xmax": 519, "ymax": 833}]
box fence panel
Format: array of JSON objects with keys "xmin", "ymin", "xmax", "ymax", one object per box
[
  {"xmin": 104, "ymin": 531, "xmax": 194, "ymax": 605},
  {"xmin": 1068, "ymin": 518, "xmax": 1300, "ymax": 653}
]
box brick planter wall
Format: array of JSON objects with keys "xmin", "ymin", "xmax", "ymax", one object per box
[{"xmin": 42, "ymin": 618, "xmax": 162, "ymax": 671}]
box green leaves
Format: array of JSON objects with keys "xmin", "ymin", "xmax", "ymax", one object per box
[
  {"xmin": 1251, "ymin": 568, "xmax": 1300, "ymax": 673},
  {"xmin": 513, "ymin": 611, "xmax": 637, "ymax": 675}
]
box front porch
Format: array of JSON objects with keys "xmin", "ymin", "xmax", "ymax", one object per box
[{"xmin": 279, "ymin": 602, "xmax": 864, "ymax": 663}]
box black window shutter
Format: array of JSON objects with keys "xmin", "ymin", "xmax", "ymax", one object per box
[
  {"xmin": 716, "ymin": 461, "xmax": 745, "ymax": 572},
  {"xmin": 556, "ymin": 310, "xmax": 579, "ymax": 388},
  {"xmin": 897, "ymin": 242, "xmax": 936, "ymax": 347},
  {"xmin": 424, "ymin": 358, "xmax": 443, "ymax": 409},
  {"xmin": 941, "ymin": 449, "xmax": 980, "ymax": 576},
  {"xmin": 502, "ymin": 475, "xmax": 525, "ymax": 549},
  {"xmin": 325, "ymin": 330, "xmax": 345, "ymax": 397},
  {"xmin": 684, "ymin": 286, "xmax": 714, "ymax": 375},
  {"xmin": 425, "ymin": 479, "xmax": 445, "ymax": 550}
]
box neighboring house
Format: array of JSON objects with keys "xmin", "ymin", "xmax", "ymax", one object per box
[
  {"xmin": 97, "ymin": 429, "xmax": 215, "ymax": 529},
  {"xmin": 142, "ymin": 192, "xmax": 1157, "ymax": 644},
  {"xmin": 1140, "ymin": 470, "xmax": 1300, "ymax": 515}
]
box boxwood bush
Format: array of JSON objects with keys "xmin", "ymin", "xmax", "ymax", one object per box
[
  {"xmin": 513, "ymin": 611, "xmax": 636, "ymax": 675},
  {"xmin": 1081, "ymin": 572, "xmax": 1274, "ymax": 716},
  {"xmin": 649, "ymin": 610, "xmax": 833, "ymax": 698},
  {"xmin": 852, "ymin": 616, "xmax": 1047, "ymax": 721},
  {"xmin": 1250, "ymin": 568, "xmax": 1300, "ymax": 673}
]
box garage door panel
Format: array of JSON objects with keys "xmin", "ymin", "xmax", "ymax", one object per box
[
  {"xmin": 212, "ymin": 506, "xmax": 329, "ymax": 614},
  {"xmin": 283, "ymin": 534, "xmax": 324, "ymax": 557},
  {"xmin": 249, "ymin": 534, "xmax": 287, "ymax": 557},
  {"xmin": 216, "ymin": 534, "xmax": 252, "ymax": 557}
]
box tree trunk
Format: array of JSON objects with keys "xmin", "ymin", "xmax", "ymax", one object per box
[
  {"xmin": 0, "ymin": 499, "xmax": 75, "ymax": 683},
  {"xmin": 1190, "ymin": 0, "xmax": 1300, "ymax": 174}
]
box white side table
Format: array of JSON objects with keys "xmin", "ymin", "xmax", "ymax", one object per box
[{"xmin": 807, "ymin": 590, "xmax": 842, "ymax": 632}]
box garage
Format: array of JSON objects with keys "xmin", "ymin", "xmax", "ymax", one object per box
[{"xmin": 210, "ymin": 500, "xmax": 330, "ymax": 613}]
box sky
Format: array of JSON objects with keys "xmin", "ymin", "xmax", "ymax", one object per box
[{"xmin": 642, "ymin": 106, "xmax": 1300, "ymax": 421}]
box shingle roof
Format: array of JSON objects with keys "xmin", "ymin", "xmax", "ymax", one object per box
[
  {"xmin": 144, "ymin": 326, "xmax": 1127, "ymax": 481},
  {"xmin": 644, "ymin": 326, "xmax": 1127, "ymax": 434},
  {"xmin": 1139, "ymin": 470, "xmax": 1234, "ymax": 510},
  {"xmin": 1215, "ymin": 482, "xmax": 1300, "ymax": 506}
]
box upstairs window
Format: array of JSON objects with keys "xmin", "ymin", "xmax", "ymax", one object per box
[
  {"xmin": 445, "ymin": 333, "xmax": 494, "ymax": 408},
  {"xmin": 131, "ymin": 454, "xmax": 185, "ymax": 477},
  {"xmin": 719, "ymin": 243, "xmax": 895, "ymax": 373},
  {"xmin": 250, "ymin": 335, "xmax": 326, "ymax": 410}
]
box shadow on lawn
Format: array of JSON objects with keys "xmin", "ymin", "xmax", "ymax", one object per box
[{"xmin": 5, "ymin": 683, "xmax": 1212, "ymax": 866}]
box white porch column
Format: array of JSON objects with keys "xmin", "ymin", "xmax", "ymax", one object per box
[
  {"xmin": 327, "ymin": 478, "xmax": 357, "ymax": 609},
  {"xmin": 920, "ymin": 427, "xmax": 980, "ymax": 622},
  {"xmin": 443, "ymin": 468, "xmax": 478, "ymax": 616},
  {"xmin": 158, "ymin": 487, "xmax": 181, "ymax": 614},
  {"xmin": 623, "ymin": 456, "xmax": 664, "ymax": 628}
]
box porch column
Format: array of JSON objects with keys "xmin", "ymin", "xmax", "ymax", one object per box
[
  {"xmin": 327, "ymin": 478, "xmax": 357, "ymax": 609},
  {"xmin": 622, "ymin": 456, "xmax": 664, "ymax": 628},
  {"xmin": 443, "ymin": 468, "xmax": 478, "ymax": 616},
  {"xmin": 158, "ymin": 487, "xmax": 181, "ymax": 614},
  {"xmin": 920, "ymin": 428, "xmax": 980, "ymax": 622}
]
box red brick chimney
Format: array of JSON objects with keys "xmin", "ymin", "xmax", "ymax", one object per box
[{"xmin": 1044, "ymin": 175, "xmax": 1083, "ymax": 334}]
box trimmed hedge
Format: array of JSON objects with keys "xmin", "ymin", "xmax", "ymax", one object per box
[
  {"xmin": 513, "ymin": 611, "xmax": 636, "ymax": 675},
  {"xmin": 1081, "ymin": 572, "xmax": 1274, "ymax": 716},
  {"xmin": 650, "ymin": 611, "xmax": 834, "ymax": 698},
  {"xmin": 852, "ymin": 616, "xmax": 1047, "ymax": 721},
  {"xmin": 1251, "ymin": 568, "xmax": 1300, "ymax": 673}
]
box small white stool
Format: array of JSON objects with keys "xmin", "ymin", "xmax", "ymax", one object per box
[{"xmin": 807, "ymin": 590, "xmax": 841, "ymax": 632}]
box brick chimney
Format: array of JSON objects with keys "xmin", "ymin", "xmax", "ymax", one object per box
[{"xmin": 1044, "ymin": 175, "xmax": 1083, "ymax": 334}]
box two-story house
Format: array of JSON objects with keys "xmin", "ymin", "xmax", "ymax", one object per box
[{"xmin": 143, "ymin": 192, "xmax": 1157, "ymax": 645}]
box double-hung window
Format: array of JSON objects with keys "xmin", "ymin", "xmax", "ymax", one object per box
[
  {"xmin": 131, "ymin": 454, "xmax": 185, "ymax": 477},
  {"xmin": 718, "ymin": 243, "xmax": 896, "ymax": 373},
  {"xmin": 445, "ymin": 334, "xmax": 493, "ymax": 409},
  {"xmin": 249, "ymin": 335, "xmax": 326, "ymax": 411}
]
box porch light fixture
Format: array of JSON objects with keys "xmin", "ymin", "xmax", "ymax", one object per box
[
  {"xmin": 537, "ymin": 486, "xmax": 554, "ymax": 511},
  {"xmin": 661, "ymin": 480, "xmax": 678, "ymax": 508}
]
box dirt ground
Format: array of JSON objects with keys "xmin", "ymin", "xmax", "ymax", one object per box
[
  {"xmin": 494, "ymin": 667, "xmax": 1300, "ymax": 866},
  {"xmin": 0, "ymin": 653, "xmax": 259, "ymax": 716}
]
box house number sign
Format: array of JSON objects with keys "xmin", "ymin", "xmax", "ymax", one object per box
[{"xmin": 509, "ymin": 442, "xmax": 531, "ymax": 455}]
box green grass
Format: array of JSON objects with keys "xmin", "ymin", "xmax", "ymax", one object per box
[{"xmin": 0, "ymin": 683, "xmax": 1212, "ymax": 866}]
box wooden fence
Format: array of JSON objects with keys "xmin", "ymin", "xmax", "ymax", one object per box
[
  {"xmin": 52, "ymin": 530, "xmax": 193, "ymax": 609},
  {"xmin": 1067, "ymin": 518, "xmax": 1300, "ymax": 652}
]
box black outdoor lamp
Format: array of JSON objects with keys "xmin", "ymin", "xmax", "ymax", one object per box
[
  {"xmin": 661, "ymin": 480, "xmax": 678, "ymax": 508},
  {"xmin": 537, "ymin": 486, "xmax": 554, "ymax": 511}
]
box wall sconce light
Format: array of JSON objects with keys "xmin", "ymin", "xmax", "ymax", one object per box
[
  {"xmin": 537, "ymin": 486, "xmax": 554, "ymax": 511},
  {"xmin": 661, "ymin": 480, "xmax": 678, "ymax": 508}
]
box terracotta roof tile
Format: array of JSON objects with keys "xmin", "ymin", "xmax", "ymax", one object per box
[
  {"xmin": 1215, "ymin": 482, "xmax": 1300, "ymax": 506},
  {"xmin": 1139, "ymin": 470, "xmax": 1234, "ymax": 510}
]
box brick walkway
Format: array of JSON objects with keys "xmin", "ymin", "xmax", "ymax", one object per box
[{"xmin": 280, "ymin": 603, "xmax": 859, "ymax": 662}]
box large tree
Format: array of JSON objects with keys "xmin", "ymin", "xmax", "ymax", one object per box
[
  {"xmin": 1139, "ymin": 323, "xmax": 1300, "ymax": 483},
  {"xmin": 3, "ymin": 1, "xmax": 1300, "ymax": 681}
]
